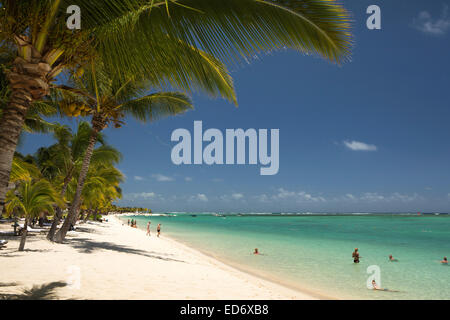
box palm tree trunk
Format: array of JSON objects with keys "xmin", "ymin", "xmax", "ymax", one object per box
[
  {"xmin": 0, "ymin": 53, "xmax": 51, "ymax": 214},
  {"xmin": 83, "ymin": 209, "xmax": 92, "ymax": 222},
  {"xmin": 54, "ymin": 114, "xmax": 106, "ymax": 243},
  {"xmin": 18, "ymin": 218, "xmax": 29, "ymax": 251},
  {"xmin": 47, "ymin": 172, "xmax": 72, "ymax": 241},
  {"xmin": 0, "ymin": 93, "xmax": 31, "ymax": 215}
]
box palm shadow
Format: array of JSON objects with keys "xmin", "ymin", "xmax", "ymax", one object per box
[
  {"xmin": 0, "ymin": 281, "xmax": 66, "ymax": 300},
  {"xmin": 68, "ymin": 238, "xmax": 185, "ymax": 263}
]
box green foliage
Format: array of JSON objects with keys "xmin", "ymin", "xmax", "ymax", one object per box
[{"xmin": 5, "ymin": 178, "xmax": 63, "ymax": 219}]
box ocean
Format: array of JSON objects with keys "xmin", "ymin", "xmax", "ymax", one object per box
[{"xmin": 119, "ymin": 213, "xmax": 450, "ymax": 300}]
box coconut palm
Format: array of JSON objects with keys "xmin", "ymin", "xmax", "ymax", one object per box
[
  {"xmin": 1, "ymin": 54, "xmax": 57, "ymax": 141},
  {"xmin": 0, "ymin": 0, "xmax": 352, "ymax": 214},
  {"xmin": 54, "ymin": 66, "xmax": 193, "ymax": 242},
  {"xmin": 71, "ymin": 163, "xmax": 123, "ymax": 222},
  {"xmin": 5, "ymin": 177, "xmax": 63, "ymax": 251},
  {"xmin": 33, "ymin": 122, "xmax": 121, "ymax": 240}
]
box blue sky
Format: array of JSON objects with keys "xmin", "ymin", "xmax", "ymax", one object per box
[{"xmin": 19, "ymin": 0, "xmax": 450, "ymax": 213}]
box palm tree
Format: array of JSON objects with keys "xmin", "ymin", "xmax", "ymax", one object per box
[
  {"xmin": 1, "ymin": 52, "xmax": 57, "ymax": 144},
  {"xmin": 69, "ymin": 162, "xmax": 123, "ymax": 222},
  {"xmin": 0, "ymin": 0, "xmax": 352, "ymax": 214},
  {"xmin": 5, "ymin": 178, "xmax": 63, "ymax": 251},
  {"xmin": 34, "ymin": 122, "xmax": 121, "ymax": 240},
  {"xmin": 54, "ymin": 65, "xmax": 193, "ymax": 242}
]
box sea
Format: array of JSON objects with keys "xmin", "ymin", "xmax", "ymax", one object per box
[{"xmin": 119, "ymin": 213, "xmax": 450, "ymax": 300}]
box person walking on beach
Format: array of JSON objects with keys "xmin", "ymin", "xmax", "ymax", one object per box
[
  {"xmin": 127, "ymin": 219, "xmax": 130, "ymax": 226},
  {"xmin": 352, "ymin": 248, "xmax": 360, "ymax": 263},
  {"xmin": 146, "ymin": 221, "xmax": 151, "ymax": 236},
  {"xmin": 157, "ymin": 224, "xmax": 161, "ymax": 237}
]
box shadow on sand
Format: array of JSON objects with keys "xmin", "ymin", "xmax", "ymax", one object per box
[
  {"xmin": 0, "ymin": 281, "xmax": 67, "ymax": 300},
  {"xmin": 67, "ymin": 237, "xmax": 185, "ymax": 263}
]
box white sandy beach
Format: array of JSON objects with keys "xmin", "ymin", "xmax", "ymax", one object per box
[{"xmin": 0, "ymin": 216, "xmax": 316, "ymax": 300}]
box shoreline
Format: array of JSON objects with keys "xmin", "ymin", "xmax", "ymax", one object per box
[
  {"xmin": 118, "ymin": 215, "xmax": 332, "ymax": 300},
  {"xmin": 136, "ymin": 221, "xmax": 334, "ymax": 300},
  {"xmin": 0, "ymin": 215, "xmax": 319, "ymax": 300}
]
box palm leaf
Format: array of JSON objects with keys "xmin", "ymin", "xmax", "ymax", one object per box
[{"xmin": 120, "ymin": 92, "xmax": 193, "ymax": 122}]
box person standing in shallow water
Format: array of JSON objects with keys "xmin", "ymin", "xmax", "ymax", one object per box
[
  {"xmin": 157, "ymin": 224, "xmax": 161, "ymax": 237},
  {"xmin": 146, "ymin": 221, "xmax": 151, "ymax": 236},
  {"xmin": 352, "ymin": 248, "xmax": 360, "ymax": 263}
]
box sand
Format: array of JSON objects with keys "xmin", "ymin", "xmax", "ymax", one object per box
[{"xmin": 0, "ymin": 216, "xmax": 316, "ymax": 300}]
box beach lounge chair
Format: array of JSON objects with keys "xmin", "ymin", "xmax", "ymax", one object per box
[
  {"xmin": 17, "ymin": 224, "xmax": 46, "ymax": 235},
  {"xmin": 0, "ymin": 240, "xmax": 8, "ymax": 249}
]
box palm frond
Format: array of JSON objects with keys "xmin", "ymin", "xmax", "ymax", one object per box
[
  {"xmin": 96, "ymin": 0, "xmax": 352, "ymax": 86},
  {"xmin": 120, "ymin": 92, "xmax": 193, "ymax": 122}
]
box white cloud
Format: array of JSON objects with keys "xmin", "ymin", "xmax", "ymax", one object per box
[
  {"xmin": 274, "ymin": 188, "xmax": 326, "ymax": 203},
  {"xmin": 152, "ymin": 174, "xmax": 174, "ymax": 182},
  {"xmin": 231, "ymin": 193, "xmax": 244, "ymax": 200},
  {"xmin": 196, "ymin": 194, "xmax": 208, "ymax": 202},
  {"xmin": 412, "ymin": 6, "xmax": 450, "ymax": 35},
  {"xmin": 389, "ymin": 193, "xmax": 419, "ymax": 202},
  {"xmin": 345, "ymin": 193, "xmax": 356, "ymax": 200},
  {"xmin": 134, "ymin": 176, "xmax": 144, "ymax": 181},
  {"xmin": 124, "ymin": 192, "xmax": 162, "ymax": 200},
  {"xmin": 140, "ymin": 192, "xmax": 157, "ymax": 198},
  {"xmin": 358, "ymin": 192, "xmax": 419, "ymax": 203},
  {"xmin": 343, "ymin": 140, "xmax": 377, "ymax": 152},
  {"xmin": 360, "ymin": 192, "xmax": 385, "ymax": 202},
  {"xmin": 220, "ymin": 193, "xmax": 246, "ymax": 202},
  {"xmin": 184, "ymin": 177, "xmax": 192, "ymax": 182},
  {"xmin": 254, "ymin": 194, "xmax": 270, "ymax": 203}
]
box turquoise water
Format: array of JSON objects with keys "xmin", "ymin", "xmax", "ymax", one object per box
[{"xmin": 120, "ymin": 214, "xmax": 450, "ymax": 300}]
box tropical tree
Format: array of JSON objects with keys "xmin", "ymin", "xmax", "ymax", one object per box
[
  {"xmin": 5, "ymin": 175, "xmax": 63, "ymax": 251},
  {"xmin": 54, "ymin": 65, "xmax": 193, "ymax": 242},
  {"xmin": 1, "ymin": 51, "xmax": 57, "ymax": 143},
  {"xmin": 0, "ymin": 0, "xmax": 352, "ymax": 216},
  {"xmin": 70, "ymin": 162, "xmax": 123, "ymax": 222},
  {"xmin": 33, "ymin": 122, "xmax": 121, "ymax": 240}
]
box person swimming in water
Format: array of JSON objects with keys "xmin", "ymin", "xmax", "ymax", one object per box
[
  {"xmin": 371, "ymin": 280, "xmax": 382, "ymax": 290},
  {"xmin": 389, "ymin": 254, "xmax": 398, "ymax": 262},
  {"xmin": 253, "ymin": 248, "xmax": 259, "ymax": 255},
  {"xmin": 352, "ymin": 248, "xmax": 360, "ymax": 263},
  {"xmin": 371, "ymin": 280, "xmax": 399, "ymax": 292},
  {"xmin": 441, "ymin": 257, "xmax": 448, "ymax": 264}
]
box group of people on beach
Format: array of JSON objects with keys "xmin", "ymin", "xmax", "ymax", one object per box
[
  {"xmin": 127, "ymin": 219, "xmax": 161, "ymax": 237},
  {"xmin": 128, "ymin": 219, "xmax": 137, "ymax": 228},
  {"xmin": 146, "ymin": 221, "xmax": 161, "ymax": 237}
]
